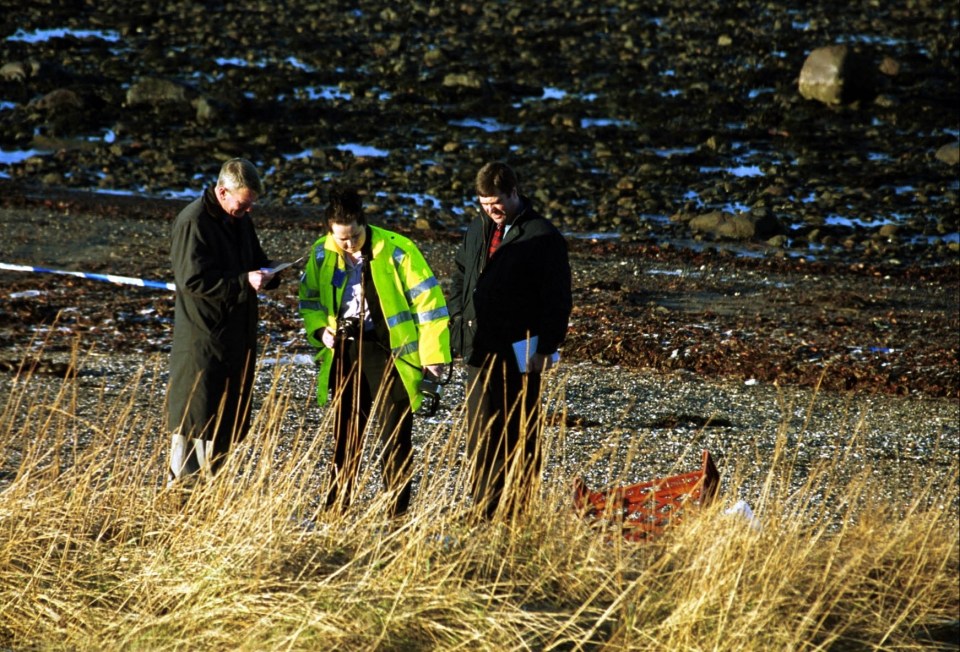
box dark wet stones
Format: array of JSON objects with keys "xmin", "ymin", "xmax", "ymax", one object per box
[{"xmin": 0, "ymin": 1, "xmax": 956, "ymax": 264}]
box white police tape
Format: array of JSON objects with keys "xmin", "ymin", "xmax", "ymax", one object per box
[{"xmin": 0, "ymin": 262, "xmax": 176, "ymax": 292}]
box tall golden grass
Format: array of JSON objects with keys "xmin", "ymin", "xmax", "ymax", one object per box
[{"xmin": 0, "ymin": 349, "xmax": 956, "ymax": 651}]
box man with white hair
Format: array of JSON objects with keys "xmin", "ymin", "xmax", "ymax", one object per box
[{"xmin": 166, "ymin": 158, "xmax": 279, "ymax": 490}]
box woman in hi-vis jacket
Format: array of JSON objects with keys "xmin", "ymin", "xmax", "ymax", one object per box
[{"xmin": 299, "ymin": 187, "xmax": 450, "ymax": 517}]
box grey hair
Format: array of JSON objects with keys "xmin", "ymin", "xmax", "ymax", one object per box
[{"xmin": 216, "ymin": 158, "xmax": 264, "ymax": 196}]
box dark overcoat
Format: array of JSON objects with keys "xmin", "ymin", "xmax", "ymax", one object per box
[
  {"xmin": 448, "ymin": 196, "xmax": 572, "ymax": 370},
  {"xmin": 167, "ymin": 187, "xmax": 271, "ymax": 446}
]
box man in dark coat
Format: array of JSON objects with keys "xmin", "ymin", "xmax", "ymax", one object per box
[
  {"xmin": 448, "ymin": 161, "xmax": 572, "ymax": 520},
  {"xmin": 166, "ymin": 158, "xmax": 278, "ymax": 487}
]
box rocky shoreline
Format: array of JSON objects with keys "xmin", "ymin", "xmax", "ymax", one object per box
[
  {"xmin": 0, "ymin": 180, "xmax": 957, "ymax": 508},
  {"xmin": 2, "ymin": 2, "xmax": 958, "ymax": 256},
  {"xmin": 1, "ymin": 2, "xmax": 957, "ymax": 401},
  {"xmin": 0, "ymin": 181, "xmax": 956, "ymax": 400}
]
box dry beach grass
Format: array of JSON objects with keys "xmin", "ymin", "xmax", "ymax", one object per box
[
  {"xmin": 0, "ymin": 174, "xmax": 957, "ymax": 651},
  {"xmin": 0, "ymin": 342, "xmax": 957, "ymax": 650},
  {"xmin": 0, "ymin": 192, "xmax": 957, "ymax": 649},
  {"xmin": 1, "ymin": 1, "xmax": 958, "ymax": 648}
]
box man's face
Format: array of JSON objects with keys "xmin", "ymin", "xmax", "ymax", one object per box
[
  {"xmin": 478, "ymin": 189, "xmax": 519, "ymax": 225},
  {"xmin": 330, "ymin": 221, "xmax": 366, "ymax": 256},
  {"xmin": 217, "ymin": 186, "xmax": 258, "ymax": 218}
]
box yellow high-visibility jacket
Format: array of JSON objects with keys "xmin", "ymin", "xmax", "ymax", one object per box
[{"xmin": 298, "ymin": 226, "xmax": 451, "ymax": 411}]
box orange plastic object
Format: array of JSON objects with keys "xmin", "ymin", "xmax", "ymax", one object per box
[{"xmin": 572, "ymin": 450, "xmax": 720, "ymax": 542}]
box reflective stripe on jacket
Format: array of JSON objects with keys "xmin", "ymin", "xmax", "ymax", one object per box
[{"xmin": 298, "ymin": 225, "xmax": 450, "ymax": 410}]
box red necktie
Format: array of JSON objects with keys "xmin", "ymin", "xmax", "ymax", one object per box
[{"xmin": 488, "ymin": 223, "xmax": 504, "ymax": 259}]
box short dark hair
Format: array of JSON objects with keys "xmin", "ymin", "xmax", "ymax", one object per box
[
  {"xmin": 475, "ymin": 161, "xmax": 517, "ymax": 197},
  {"xmin": 325, "ymin": 186, "xmax": 366, "ymax": 227}
]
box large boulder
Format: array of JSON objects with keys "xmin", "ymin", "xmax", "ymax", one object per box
[
  {"xmin": 935, "ymin": 142, "xmax": 959, "ymax": 166},
  {"xmin": 688, "ymin": 211, "xmax": 754, "ymax": 240},
  {"xmin": 798, "ymin": 44, "xmax": 877, "ymax": 106},
  {"xmin": 687, "ymin": 211, "xmax": 785, "ymax": 241},
  {"xmin": 125, "ymin": 77, "xmax": 190, "ymax": 107},
  {"xmin": 442, "ymin": 72, "xmax": 484, "ymax": 89},
  {"xmin": 0, "ymin": 59, "xmax": 40, "ymax": 82},
  {"xmin": 28, "ymin": 88, "xmax": 83, "ymax": 111}
]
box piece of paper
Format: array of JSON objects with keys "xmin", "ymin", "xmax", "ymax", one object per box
[
  {"xmin": 512, "ymin": 335, "xmax": 560, "ymax": 373},
  {"xmin": 261, "ymin": 256, "xmax": 305, "ymax": 275}
]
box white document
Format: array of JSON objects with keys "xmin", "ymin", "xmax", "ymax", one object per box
[
  {"xmin": 261, "ymin": 256, "xmax": 305, "ymax": 275},
  {"xmin": 512, "ymin": 335, "xmax": 560, "ymax": 373}
]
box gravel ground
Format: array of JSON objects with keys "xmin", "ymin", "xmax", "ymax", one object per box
[
  {"xmin": 1, "ymin": 0, "xmax": 957, "ymax": 515},
  {"xmin": 2, "ymin": 187, "xmax": 957, "ymax": 399},
  {"xmin": 2, "ymin": 345, "xmax": 956, "ymax": 521},
  {"xmin": 1, "ymin": 192, "xmax": 956, "ymax": 517}
]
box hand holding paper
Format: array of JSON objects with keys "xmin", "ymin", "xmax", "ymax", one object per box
[{"xmin": 260, "ymin": 255, "xmax": 305, "ymax": 275}]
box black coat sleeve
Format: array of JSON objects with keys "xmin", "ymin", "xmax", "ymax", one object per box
[{"xmin": 534, "ymin": 229, "xmax": 572, "ymax": 355}]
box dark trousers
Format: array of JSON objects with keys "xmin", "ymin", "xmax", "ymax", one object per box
[
  {"xmin": 465, "ymin": 356, "xmax": 543, "ymax": 520},
  {"xmin": 327, "ymin": 332, "xmax": 413, "ymax": 516}
]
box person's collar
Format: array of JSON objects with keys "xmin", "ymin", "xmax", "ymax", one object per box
[
  {"xmin": 511, "ymin": 195, "xmax": 529, "ymax": 223},
  {"xmin": 203, "ymin": 186, "xmax": 232, "ymax": 223},
  {"xmin": 361, "ymin": 227, "xmax": 374, "ymax": 256},
  {"xmin": 502, "ymin": 196, "xmax": 527, "ymax": 229}
]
